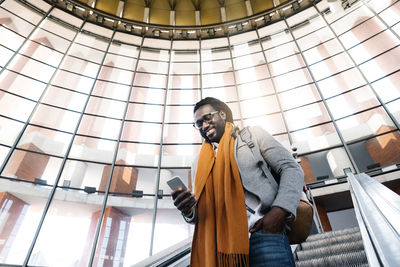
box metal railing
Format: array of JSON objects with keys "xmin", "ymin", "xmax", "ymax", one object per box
[{"xmin": 348, "ymin": 172, "xmax": 400, "ymax": 266}]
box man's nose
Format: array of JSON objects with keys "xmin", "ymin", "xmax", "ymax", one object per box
[{"xmin": 202, "ymin": 120, "xmax": 210, "ymax": 130}]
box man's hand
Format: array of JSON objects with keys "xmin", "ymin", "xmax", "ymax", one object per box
[
  {"xmin": 171, "ymin": 188, "xmax": 196, "ymax": 215},
  {"xmin": 249, "ymin": 206, "xmax": 287, "ymax": 234}
]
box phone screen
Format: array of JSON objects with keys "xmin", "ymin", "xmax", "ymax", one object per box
[{"xmin": 167, "ymin": 176, "xmax": 187, "ymax": 191}]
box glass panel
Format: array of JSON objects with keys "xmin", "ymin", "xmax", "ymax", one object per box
[
  {"xmin": 137, "ymin": 59, "xmax": 169, "ymax": 74},
  {"xmin": 0, "ymin": 117, "xmax": 24, "ymax": 146},
  {"xmin": 69, "ymin": 43, "xmax": 105, "ymax": 64},
  {"xmin": 236, "ymin": 64, "xmax": 270, "ymax": 84},
  {"xmin": 165, "ymin": 105, "xmax": 194, "ymax": 123},
  {"xmin": 339, "ymin": 17, "xmax": 386, "ymax": 49},
  {"xmin": 75, "ymin": 33, "xmax": 109, "ymax": 50},
  {"xmin": 93, "ymin": 81, "xmax": 130, "ymax": 101},
  {"xmin": 237, "ymin": 79, "xmax": 275, "ymax": 100},
  {"xmin": 92, "ymin": 201, "xmax": 154, "ymax": 266},
  {"xmin": 300, "ymin": 147, "xmax": 355, "ymax": 183},
  {"xmin": 241, "ymin": 95, "xmax": 280, "ymax": 118},
  {"xmin": 1, "ymin": 149, "xmax": 63, "ymax": 184},
  {"xmin": 166, "ymin": 89, "xmax": 200, "ymax": 105},
  {"xmin": 0, "ymin": 185, "xmax": 49, "ymax": 265},
  {"xmin": 59, "ymin": 160, "xmax": 111, "ymax": 189},
  {"xmin": 327, "ymin": 86, "xmax": 380, "ymax": 119},
  {"xmin": 309, "ymin": 52, "xmax": 354, "ymax": 81},
  {"xmin": 336, "ymin": 107, "xmax": 395, "ymax": 142},
  {"xmin": 140, "ymin": 48, "xmax": 169, "ymax": 61},
  {"xmin": 104, "ymin": 53, "xmax": 137, "ymax": 71},
  {"xmin": 121, "ymin": 122, "xmax": 162, "ymax": 143},
  {"xmin": 291, "ymin": 123, "xmax": 341, "ymax": 154},
  {"xmin": 169, "ymin": 74, "xmax": 200, "ymax": 89},
  {"xmin": 261, "ymin": 30, "xmax": 293, "ymax": 50},
  {"xmin": 233, "ymin": 52, "xmax": 266, "ymax": 69},
  {"xmin": 41, "ymin": 86, "xmax": 87, "ymax": 112},
  {"xmin": 40, "ymin": 18, "xmax": 76, "ymax": 41},
  {"xmin": 69, "ymin": 136, "xmax": 117, "ymax": 164},
  {"xmin": 0, "ymin": 6, "xmax": 35, "ymax": 37},
  {"xmin": 264, "ymin": 41, "xmax": 298, "ymax": 62},
  {"xmin": 243, "ymin": 114, "xmax": 287, "ymax": 135},
  {"xmin": 109, "ymin": 42, "xmax": 139, "ymax": 58},
  {"xmin": 130, "ymin": 87, "xmax": 165, "ymax": 104},
  {"xmin": 117, "ymin": 142, "xmax": 160, "ymax": 167},
  {"xmin": 31, "ymin": 28, "xmax": 71, "ymax": 53},
  {"xmin": 17, "ymin": 125, "xmax": 72, "ymax": 157},
  {"xmin": 0, "ymin": 92, "xmax": 36, "ymax": 122},
  {"xmin": 98, "ymin": 66, "xmax": 133, "ymax": 85},
  {"xmin": 28, "ymin": 190, "xmax": 104, "ymax": 267},
  {"xmin": 60, "ymin": 56, "xmax": 100, "ymax": 78},
  {"xmin": 330, "ymin": 6, "xmax": 374, "ymax": 36},
  {"xmin": 202, "ymin": 59, "xmax": 232, "ymax": 74},
  {"xmin": 170, "ymin": 62, "xmax": 199, "ymax": 74},
  {"xmin": 0, "ymin": 69, "xmax": 47, "ymax": 101},
  {"xmin": 303, "ymin": 38, "xmax": 344, "ymax": 65},
  {"xmin": 126, "ymin": 103, "xmax": 164, "ymax": 122},
  {"xmin": 78, "ymin": 115, "xmax": 121, "ymax": 139},
  {"xmin": 317, "ymin": 67, "xmax": 366, "ymax": 98},
  {"xmin": 52, "ymin": 70, "xmax": 95, "ymax": 94},
  {"xmin": 0, "ymin": 26, "xmax": 25, "ymax": 51},
  {"xmin": 31, "ymin": 104, "xmax": 80, "ymax": 133},
  {"xmin": 153, "ymin": 204, "xmax": 193, "ymax": 255},
  {"xmin": 0, "ymin": 145, "xmax": 10, "ymax": 166},
  {"xmin": 297, "ymin": 27, "xmax": 334, "ymax": 51},
  {"xmin": 162, "ymin": 124, "xmax": 201, "ymax": 144},
  {"xmin": 347, "ymin": 30, "xmax": 400, "ymax": 65},
  {"xmin": 273, "ymin": 68, "xmax": 313, "ymax": 92},
  {"xmin": 8, "ymin": 54, "xmax": 56, "ymax": 83},
  {"xmin": 161, "ymin": 145, "xmax": 201, "ymax": 167},
  {"xmin": 202, "ymin": 86, "xmax": 238, "ymax": 102},
  {"xmin": 279, "ymin": 84, "xmax": 320, "ymax": 110},
  {"xmin": 359, "ymin": 46, "xmax": 400, "ymax": 82},
  {"xmin": 201, "ymin": 48, "xmax": 230, "ymax": 61},
  {"xmin": 291, "ymin": 15, "xmax": 325, "ymax": 39},
  {"xmin": 202, "ymin": 72, "xmax": 235, "ymax": 88},
  {"xmin": 231, "ymin": 41, "xmax": 261, "ymax": 57},
  {"xmin": 349, "ymin": 131, "xmax": 400, "ymax": 172},
  {"xmin": 372, "ymin": 71, "xmax": 400, "ymax": 103},
  {"xmin": 133, "ymin": 73, "xmax": 167, "ymax": 88},
  {"xmin": 378, "ymin": 1, "xmax": 400, "ymax": 27},
  {"xmin": 85, "ymin": 97, "xmax": 126, "ymax": 120},
  {"xmin": 285, "ymin": 102, "xmax": 331, "ymax": 131},
  {"xmin": 386, "ymin": 99, "xmax": 400, "ymax": 125},
  {"xmin": 171, "ymin": 50, "xmax": 199, "ymax": 62},
  {"xmin": 19, "ymin": 40, "xmax": 63, "ymax": 67}
]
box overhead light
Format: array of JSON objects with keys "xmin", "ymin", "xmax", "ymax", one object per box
[
  {"xmin": 157, "ymin": 189, "xmax": 163, "ymax": 199},
  {"xmin": 208, "ymin": 28, "xmax": 215, "ymax": 36},
  {"xmin": 153, "ymin": 30, "xmax": 160, "ymax": 37},
  {"xmin": 182, "ymin": 31, "xmax": 188, "ymax": 38},
  {"xmin": 66, "ymin": 3, "xmax": 73, "ymax": 11},
  {"xmin": 97, "ymin": 15, "xmax": 104, "ymax": 23},
  {"xmin": 237, "ymin": 23, "xmax": 243, "ymax": 31},
  {"xmin": 34, "ymin": 178, "xmax": 47, "ymax": 185},
  {"xmin": 125, "ymin": 24, "xmax": 132, "ymax": 32}
]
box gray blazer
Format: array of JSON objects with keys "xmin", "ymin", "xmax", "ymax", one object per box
[
  {"xmin": 190, "ymin": 125, "xmax": 304, "ymax": 220},
  {"xmin": 234, "ymin": 126, "xmax": 304, "ymax": 218}
]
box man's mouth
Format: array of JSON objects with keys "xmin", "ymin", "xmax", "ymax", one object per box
[{"xmin": 206, "ymin": 128, "xmax": 215, "ymax": 137}]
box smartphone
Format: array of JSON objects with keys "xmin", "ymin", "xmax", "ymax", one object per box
[{"xmin": 167, "ymin": 176, "xmax": 187, "ymax": 191}]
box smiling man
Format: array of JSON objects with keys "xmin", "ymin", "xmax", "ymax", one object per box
[{"xmin": 172, "ymin": 97, "xmax": 304, "ymax": 267}]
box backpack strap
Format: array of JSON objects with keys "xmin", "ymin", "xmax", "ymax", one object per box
[{"xmin": 239, "ymin": 127, "xmax": 278, "ymax": 191}]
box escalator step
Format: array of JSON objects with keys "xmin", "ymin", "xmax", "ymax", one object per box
[
  {"xmin": 305, "ymin": 227, "xmax": 360, "ymax": 242},
  {"xmin": 299, "ymin": 232, "xmax": 362, "ymax": 251},
  {"xmin": 295, "ymin": 240, "xmax": 365, "ymax": 261},
  {"xmin": 295, "ymin": 250, "xmax": 368, "ymax": 267}
]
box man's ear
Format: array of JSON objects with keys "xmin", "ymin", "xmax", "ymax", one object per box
[{"xmin": 219, "ymin": 111, "xmax": 226, "ymax": 121}]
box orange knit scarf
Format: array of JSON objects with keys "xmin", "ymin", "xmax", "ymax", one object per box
[{"xmin": 191, "ymin": 123, "xmax": 249, "ymax": 267}]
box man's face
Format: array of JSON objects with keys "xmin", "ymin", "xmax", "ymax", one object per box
[{"xmin": 194, "ymin": 104, "xmax": 226, "ymax": 143}]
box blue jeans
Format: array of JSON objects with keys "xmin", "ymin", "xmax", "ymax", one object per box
[{"xmin": 249, "ymin": 230, "xmax": 295, "ymax": 267}]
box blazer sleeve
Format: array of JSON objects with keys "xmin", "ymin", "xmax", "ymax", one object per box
[{"xmin": 252, "ymin": 126, "xmax": 304, "ymax": 218}]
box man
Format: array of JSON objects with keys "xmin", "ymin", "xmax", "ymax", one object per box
[{"xmin": 172, "ymin": 97, "xmax": 304, "ymax": 266}]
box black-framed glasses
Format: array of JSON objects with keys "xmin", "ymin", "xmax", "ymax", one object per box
[{"xmin": 193, "ymin": 111, "xmax": 219, "ymax": 129}]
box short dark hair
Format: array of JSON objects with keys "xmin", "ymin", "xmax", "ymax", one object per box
[{"xmin": 194, "ymin": 97, "xmax": 233, "ymax": 123}]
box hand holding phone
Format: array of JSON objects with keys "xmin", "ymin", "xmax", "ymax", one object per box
[{"xmin": 167, "ymin": 176, "xmax": 195, "ymax": 215}]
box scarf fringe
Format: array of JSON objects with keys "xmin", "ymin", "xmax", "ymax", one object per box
[{"xmin": 217, "ymin": 252, "xmax": 249, "ymax": 267}]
